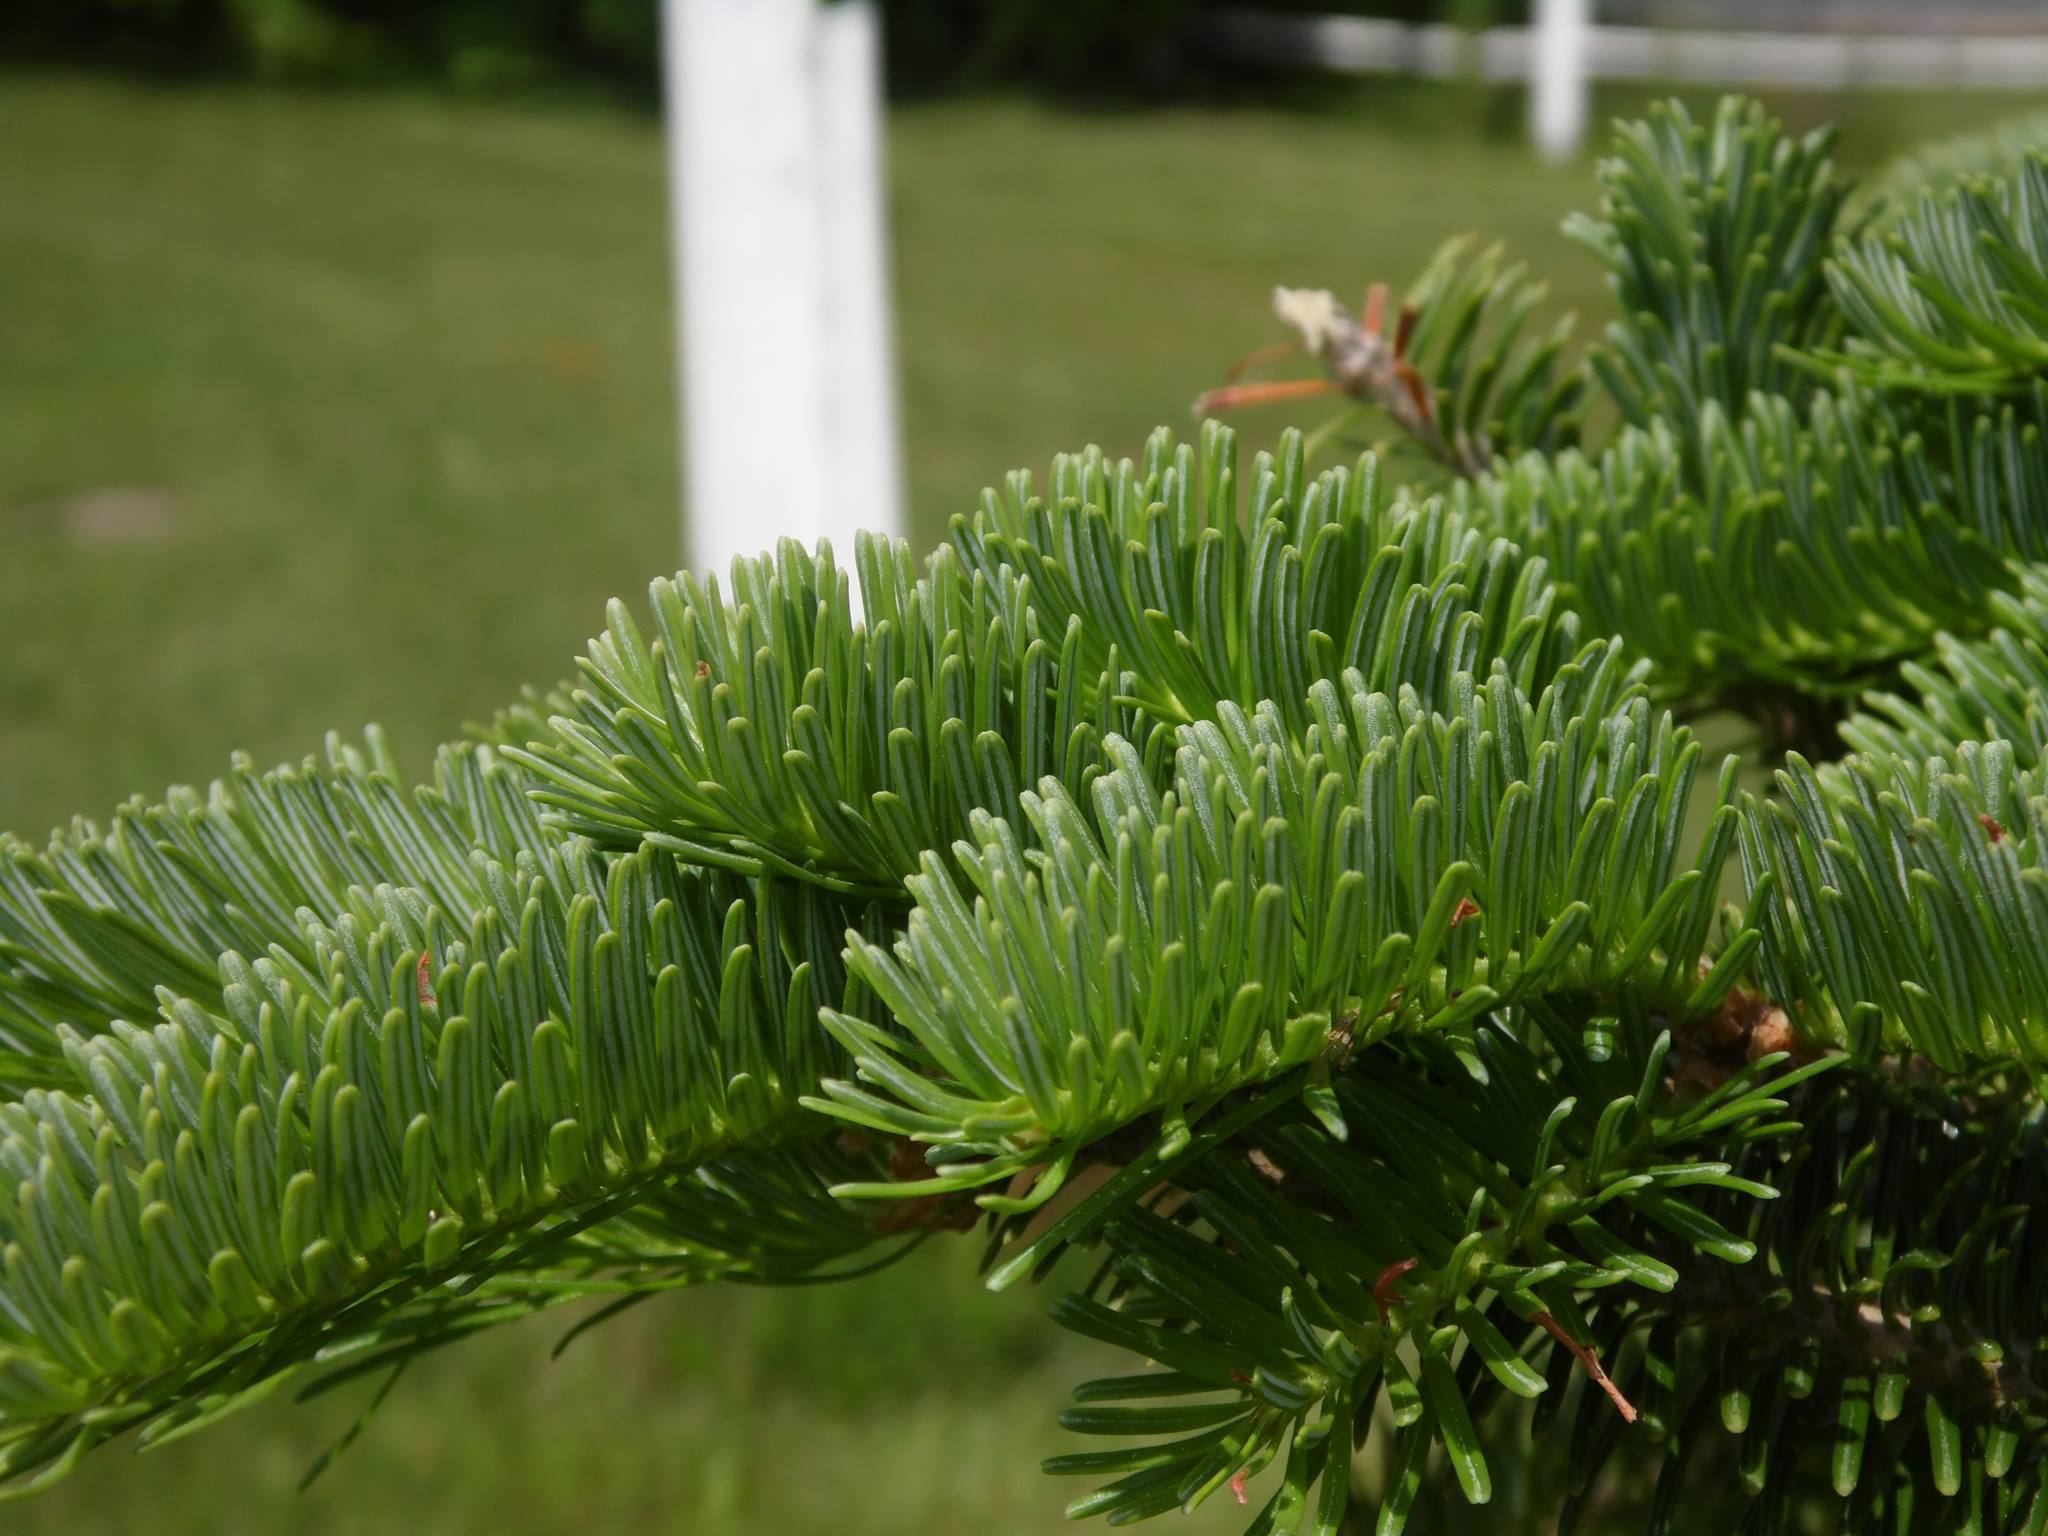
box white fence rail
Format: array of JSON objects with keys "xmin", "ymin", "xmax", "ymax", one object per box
[{"xmin": 1203, "ymin": 7, "xmax": 2048, "ymax": 91}]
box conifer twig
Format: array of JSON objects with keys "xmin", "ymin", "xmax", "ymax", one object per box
[{"xmin": 1532, "ymin": 1311, "xmax": 1639, "ymax": 1424}]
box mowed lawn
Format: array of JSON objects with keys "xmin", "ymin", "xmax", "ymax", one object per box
[{"xmin": 3, "ymin": 71, "xmax": 2044, "ymax": 1535}]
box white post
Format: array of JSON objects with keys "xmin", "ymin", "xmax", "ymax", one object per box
[
  {"xmin": 816, "ymin": 1, "xmax": 903, "ymax": 558},
  {"xmin": 662, "ymin": 0, "xmax": 904, "ymax": 608},
  {"xmin": 1530, "ymin": 0, "xmax": 1590, "ymax": 162}
]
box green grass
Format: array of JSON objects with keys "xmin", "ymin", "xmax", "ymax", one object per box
[{"xmin": 4, "ymin": 69, "xmax": 2046, "ymax": 1534}]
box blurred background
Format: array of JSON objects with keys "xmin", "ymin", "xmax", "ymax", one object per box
[{"xmin": 4, "ymin": 2, "xmax": 2047, "ymax": 1531}]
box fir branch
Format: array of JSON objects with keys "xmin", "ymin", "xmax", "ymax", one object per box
[
  {"xmin": 1845, "ymin": 562, "xmax": 2048, "ymax": 771},
  {"xmin": 0, "ymin": 845, "xmax": 874, "ymax": 1487},
  {"xmin": 1461, "ymin": 384, "xmax": 2042, "ymax": 709},
  {"xmin": 1741, "ymin": 741, "xmax": 2048, "ymax": 1070},
  {"xmin": 518, "ymin": 425, "xmax": 1588, "ymax": 901},
  {"xmin": 809, "ymin": 655, "xmax": 1751, "ymax": 1212},
  {"xmin": 1567, "ymin": 97, "xmax": 1849, "ymax": 459},
  {"xmin": 0, "ymin": 734, "xmax": 569, "ymax": 1093},
  {"xmin": 1807, "ymin": 155, "xmax": 2048, "ymax": 396},
  {"xmin": 6, "ymin": 88, "xmax": 2048, "ymax": 1535},
  {"xmin": 1039, "ymin": 1016, "xmax": 1827, "ymax": 1528}
]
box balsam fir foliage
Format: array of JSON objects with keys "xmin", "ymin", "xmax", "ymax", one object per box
[
  {"xmin": 1818, "ymin": 154, "xmax": 2048, "ymax": 396},
  {"xmin": 1564, "ymin": 97, "xmax": 1849, "ymax": 457},
  {"xmin": 5, "ymin": 95, "xmax": 2048, "ymax": 1536}
]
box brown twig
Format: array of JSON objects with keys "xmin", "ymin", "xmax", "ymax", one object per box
[
  {"xmin": 1191, "ymin": 377, "xmax": 1343, "ymax": 414},
  {"xmin": 1361, "ymin": 282, "xmax": 1389, "ymax": 337},
  {"xmin": 1532, "ymin": 1309, "xmax": 1638, "ymax": 1423}
]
